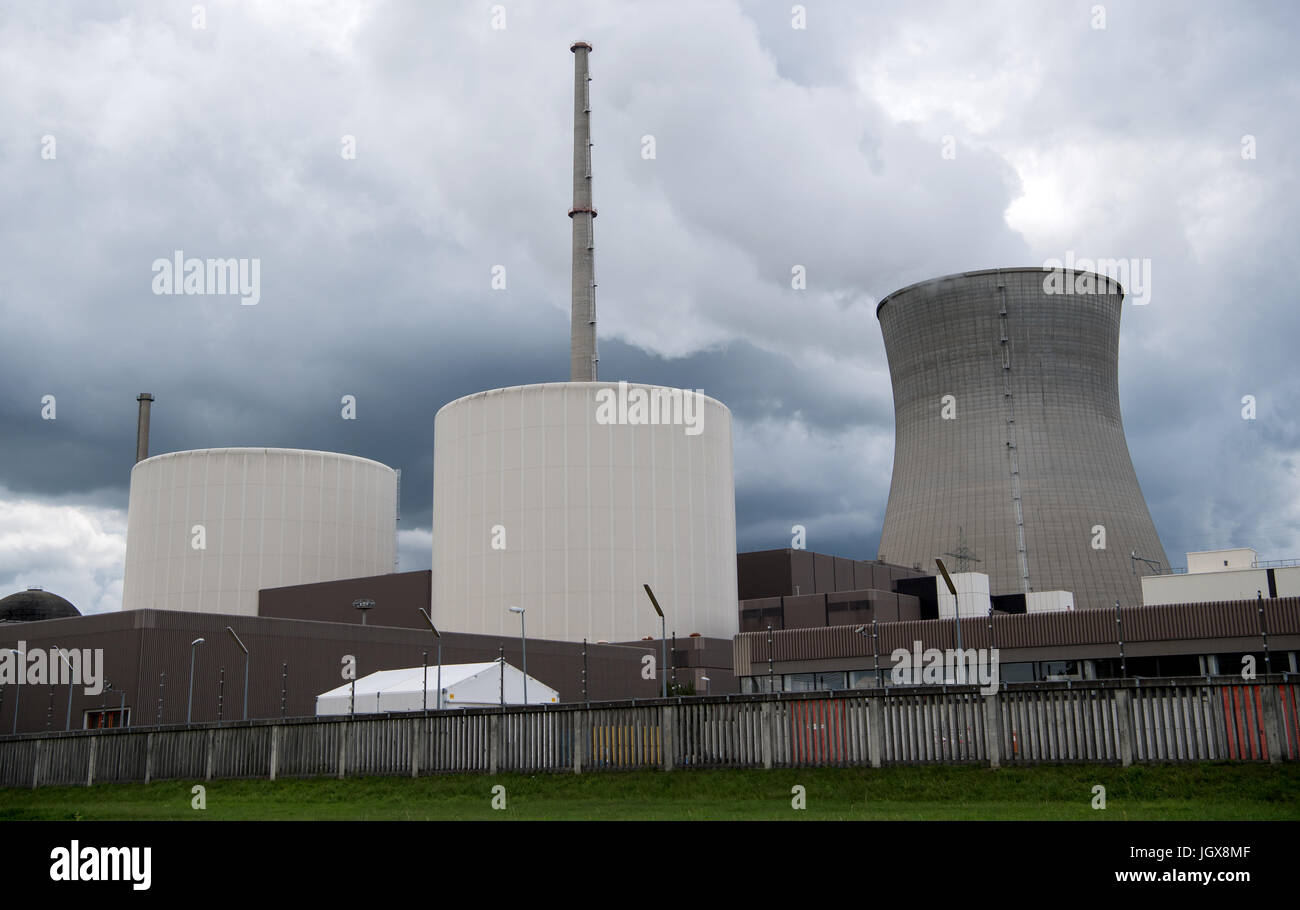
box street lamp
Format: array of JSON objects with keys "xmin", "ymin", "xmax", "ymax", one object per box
[
  {"xmin": 854, "ymin": 624, "xmax": 880, "ymax": 687},
  {"xmin": 935, "ymin": 558, "xmax": 963, "ymax": 675},
  {"xmin": 54, "ymin": 648, "xmax": 75, "ymax": 731},
  {"xmin": 226, "ymin": 627, "xmax": 249, "ymax": 721},
  {"xmin": 701, "ymin": 675, "xmax": 711, "ymax": 696},
  {"xmin": 8, "ymin": 649, "xmax": 23, "ymax": 734},
  {"xmin": 187, "ymin": 638, "xmax": 205, "ymax": 726},
  {"xmin": 643, "ymin": 585, "xmax": 667, "ymax": 698},
  {"xmin": 105, "ymin": 680, "xmax": 127, "ymax": 727},
  {"xmin": 418, "ymin": 608, "xmax": 443, "ymax": 710},
  {"xmin": 508, "ymin": 606, "xmax": 527, "ymax": 705},
  {"xmin": 353, "ymin": 598, "xmax": 375, "ymax": 625}
]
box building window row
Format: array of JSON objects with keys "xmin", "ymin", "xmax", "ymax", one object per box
[{"xmin": 740, "ymin": 651, "xmax": 1297, "ymax": 693}]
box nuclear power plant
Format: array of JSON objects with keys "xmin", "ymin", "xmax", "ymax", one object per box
[
  {"xmin": 875, "ymin": 267, "xmax": 1169, "ymax": 611},
  {"xmin": 7, "ymin": 43, "xmax": 1295, "ymax": 748}
]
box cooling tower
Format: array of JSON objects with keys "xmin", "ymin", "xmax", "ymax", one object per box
[
  {"xmin": 876, "ymin": 267, "xmax": 1167, "ymax": 610},
  {"xmin": 122, "ymin": 448, "xmax": 398, "ymax": 616},
  {"xmin": 431, "ymin": 383, "xmax": 738, "ymax": 642}
]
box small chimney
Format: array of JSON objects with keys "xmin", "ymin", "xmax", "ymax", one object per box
[{"xmin": 135, "ymin": 393, "xmax": 154, "ymax": 464}]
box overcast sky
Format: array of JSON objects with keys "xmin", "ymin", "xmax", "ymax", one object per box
[{"xmin": 2, "ymin": 0, "xmax": 1298, "ymax": 615}]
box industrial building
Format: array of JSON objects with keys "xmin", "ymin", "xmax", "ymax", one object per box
[
  {"xmin": 732, "ymin": 546, "xmax": 1300, "ymax": 692},
  {"xmin": 3, "ymin": 46, "xmax": 1295, "ymax": 751},
  {"xmin": 0, "ymin": 602, "xmax": 731, "ymax": 733},
  {"xmin": 733, "ymin": 598, "xmax": 1300, "ymax": 692},
  {"xmin": 876, "ymin": 268, "xmax": 1168, "ymax": 611},
  {"xmin": 429, "ymin": 42, "xmax": 739, "ymax": 645},
  {"xmin": 121, "ymin": 447, "xmax": 399, "ymax": 617},
  {"xmin": 3, "ymin": 544, "xmax": 1296, "ymax": 734},
  {"xmin": 432, "ymin": 383, "xmax": 738, "ymax": 643},
  {"xmin": 0, "ymin": 589, "xmax": 81, "ymax": 624},
  {"xmin": 1142, "ymin": 548, "xmax": 1300, "ymax": 605}
]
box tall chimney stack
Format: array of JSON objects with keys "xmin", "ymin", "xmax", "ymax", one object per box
[
  {"xmin": 135, "ymin": 393, "xmax": 154, "ymax": 464},
  {"xmin": 569, "ymin": 41, "xmax": 598, "ymax": 381}
]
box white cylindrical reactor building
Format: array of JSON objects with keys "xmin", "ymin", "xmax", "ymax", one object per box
[
  {"xmin": 122, "ymin": 448, "xmax": 398, "ymax": 616},
  {"xmin": 432, "ymin": 382, "xmax": 738, "ymax": 643}
]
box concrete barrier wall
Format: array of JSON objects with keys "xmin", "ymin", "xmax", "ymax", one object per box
[{"xmin": 1, "ymin": 679, "xmax": 1295, "ymax": 789}]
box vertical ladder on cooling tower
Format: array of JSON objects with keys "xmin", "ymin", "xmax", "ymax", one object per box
[{"xmin": 997, "ymin": 275, "xmax": 1030, "ymax": 593}]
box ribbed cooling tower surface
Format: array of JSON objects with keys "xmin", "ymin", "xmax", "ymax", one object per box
[{"xmin": 875, "ymin": 267, "xmax": 1167, "ymax": 610}]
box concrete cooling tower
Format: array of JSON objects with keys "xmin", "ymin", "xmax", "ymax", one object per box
[
  {"xmin": 122, "ymin": 448, "xmax": 398, "ymax": 616},
  {"xmin": 876, "ymin": 267, "xmax": 1167, "ymax": 610},
  {"xmin": 432, "ymin": 383, "xmax": 738, "ymax": 642}
]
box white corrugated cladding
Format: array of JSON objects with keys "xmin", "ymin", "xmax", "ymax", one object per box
[
  {"xmin": 122, "ymin": 448, "xmax": 398, "ymax": 616},
  {"xmin": 431, "ymin": 382, "xmax": 739, "ymax": 643}
]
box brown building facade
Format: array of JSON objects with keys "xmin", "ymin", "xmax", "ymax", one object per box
[{"xmin": 0, "ymin": 609, "xmax": 733, "ymax": 735}]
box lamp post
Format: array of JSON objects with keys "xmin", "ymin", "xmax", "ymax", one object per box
[
  {"xmin": 187, "ymin": 638, "xmax": 205, "ymax": 726},
  {"xmin": 671, "ymin": 630, "xmax": 678, "ymax": 691},
  {"xmin": 508, "ymin": 606, "xmax": 527, "ymax": 705},
  {"xmin": 701, "ymin": 675, "xmax": 711, "ymax": 696},
  {"xmin": 872, "ymin": 618, "xmax": 880, "ymax": 687},
  {"xmin": 988, "ymin": 598, "xmax": 996, "ymax": 652},
  {"xmin": 54, "ymin": 648, "xmax": 75, "ymax": 731},
  {"xmin": 353, "ymin": 598, "xmax": 375, "ymax": 625},
  {"xmin": 767, "ymin": 624, "xmax": 775, "ymax": 692},
  {"xmin": 418, "ymin": 608, "xmax": 442, "ymax": 710},
  {"xmin": 1115, "ymin": 600, "xmax": 1126, "ymax": 678},
  {"xmin": 105, "ymin": 680, "xmax": 127, "ymax": 727},
  {"xmin": 643, "ymin": 585, "xmax": 667, "ymax": 699},
  {"xmin": 8, "ymin": 649, "xmax": 23, "ymax": 734},
  {"xmin": 226, "ymin": 627, "xmax": 249, "ymax": 721},
  {"xmin": 936, "ymin": 558, "xmax": 962, "ymax": 658},
  {"xmin": 1257, "ymin": 589, "xmax": 1272, "ymax": 675},
  {"xmin": 854, "ymin": 624, "xmax": 880, "ymax": 688}
]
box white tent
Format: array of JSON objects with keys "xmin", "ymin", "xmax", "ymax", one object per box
[{"xmin": 314, "ymin": 660, "xmax": 559, "ymax": 716}]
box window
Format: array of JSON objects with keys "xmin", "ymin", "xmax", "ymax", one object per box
[
  {"xmin": 1213, "ymin": 652, "xmax": 1292, "ymax": 676},
  {"xmin": 1039, "ymin": 660, "xmax": 1081, "ymax": 681},
  {"xmin": 828, "ymin": 600, "xmax": 870, "ymax": 615},
  {"xmin": 746, "ymin": 674, "xmax": 783, "ymax": 693},
  {"xmin": 850, "ymin": 669, "xmax": 882, "ymax": 689},
  {"xmin": 815, "ymin": 671, "xmax": 846, "ymax": 691},
  {"xmin": 85, "ymin": 708, "xmax": 129, "ymax": 729},
  {"xmin": 1152, "ymin": 654, "xmax": 1201, "ymax": 677},
  {"xmin": 999, "ymin": 662, "xmax": 1035, "ymax": 683},
  {"xmin": 785, "ymin": 673, "xmax": 815, "ymax": 692}
]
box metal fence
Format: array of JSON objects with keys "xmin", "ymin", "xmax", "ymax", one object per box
[{"xmin": 1, "ymin": 678, "xmax": 1295, "ymax": 789}]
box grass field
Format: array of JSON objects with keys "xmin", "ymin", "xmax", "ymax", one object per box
[{"xmin": 1, "ymin": 763, "xmax": 1298, "ymax": 820}]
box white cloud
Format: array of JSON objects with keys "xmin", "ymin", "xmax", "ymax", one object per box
[
  {"xmin": 0, "ymin": 489, "xmax": 126, "ymax": 615},
  {"xmin": 0, "ymin": 0, "xmax": 1297, "ymax": 582},
  {"xmin": 397, "ymin": 527, "xmax": 432, "ymax": 574}
]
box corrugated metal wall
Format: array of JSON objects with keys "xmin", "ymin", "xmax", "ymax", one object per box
[{"xmin": 735, "ymin": 597, "xmax": 1300, "ymax": 670}]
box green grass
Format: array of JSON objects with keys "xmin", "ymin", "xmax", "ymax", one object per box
[{"xmin": 1, "ymin": 764, "xmax": 1297, "ymax": 820}]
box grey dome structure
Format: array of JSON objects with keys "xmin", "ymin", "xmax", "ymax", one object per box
[
  {"xmin": 0, "ymin": 588, "xmax": 81, "ymax": 623},
  {"xmin": 875, "ymin": 267, "xmax": 1168, "ymax": 610}
]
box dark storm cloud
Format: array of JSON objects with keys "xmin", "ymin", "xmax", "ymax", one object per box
[{"xmin": 1, "ymin": 1, "xmax": 1298, "ymax": 613}]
